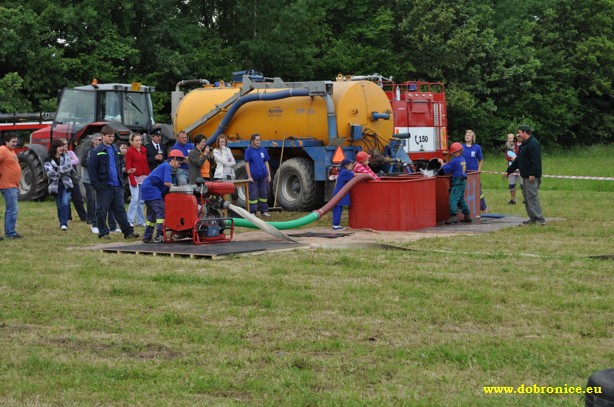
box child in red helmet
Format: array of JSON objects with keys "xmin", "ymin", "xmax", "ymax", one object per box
[
  {"xmin": 353, "ymin": 151, "xmax": 381, "ymax": 181},
  {"xmin": 439, "ymin": 143, "xmax": 472, "ymax": 224},
  {"xmin": 140, "ymin": 150, "xmax": 186, "ymax": 243}
]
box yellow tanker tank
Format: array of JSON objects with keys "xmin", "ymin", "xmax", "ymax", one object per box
[{"xmin": 174, "ymin": 80, "xmax": 393, "ymax": 146}]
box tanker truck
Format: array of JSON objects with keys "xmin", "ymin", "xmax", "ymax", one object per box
[{"xmin": 172, "ymin": 75, "xmax": 398, "ymax": 211}]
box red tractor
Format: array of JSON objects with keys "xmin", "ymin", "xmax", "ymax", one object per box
[{"xmin": 6, "ymin": 81, "xmax": 173, "ymax": 201}]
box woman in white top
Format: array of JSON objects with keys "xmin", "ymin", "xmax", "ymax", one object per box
[{"xmin": 213, "ymin": 135, "xmax": 236, "ymax": 181}]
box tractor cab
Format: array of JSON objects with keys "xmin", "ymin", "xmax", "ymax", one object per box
[
  {"xmin": 30, "ymin": 81, "xmax": 156, "ymax": 149},
  {"xmin": 19, "ymin": 81, "xmax": 158, "ymax": 201}
]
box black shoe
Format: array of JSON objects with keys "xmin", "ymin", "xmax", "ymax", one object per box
[
  {"xmin": 7, "ymin": 233, "xmax": 23, "ymax": 239},
  {"xmin": 125, "ymin": 233, "xmax": 140, "ymax": 239},
  {"xmin": 99, "ymin": 234, "xmax": 111, "ymax": 240},
  {"xmin": 143, "ymin": 236, "xmax": 162, "ymax": 244},
  {"xmin": 522, "ymin": 219, "xmax": 536, "ymax": 225},
  {"xmin": 460, "ymin": 215, "xmax": 472, "ymax": 223},
  {"xmin": 444, "ymin": 216, "xmax": 459, "ymax": 225},
  {"xmin": 508, "ymin": 199, "xmax": 516, "ymax": 205}
]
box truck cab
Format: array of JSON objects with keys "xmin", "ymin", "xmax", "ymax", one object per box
[
  {"xmin": 31, "ymin": 82, "xmax": 156, "ymax": 150},
  {"xmin": 339, "ymin": 74, "xmax": 449, "ymax": 169},
  {"xmin": 19, "ymin": 81, "xmax": 159, "ymax": 201}
]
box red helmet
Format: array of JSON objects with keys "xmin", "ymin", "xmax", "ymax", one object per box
[
  {"xmin": 449, "ymin": 142, "xmax": 463, "ymax": 155},
  {"xmin": 168, "ymin": 149, "xmax": 185, "ymax": 160},
  {"xmin": 355, "ymin": 151, "xmax": 370, "ymax": 163}
]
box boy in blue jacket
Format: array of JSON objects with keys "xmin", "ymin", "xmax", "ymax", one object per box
[
  {"xmin": 439, "ymin": 143, "xmax": 472, "ymax": 224},
  {"xmin": 332, "ymin": 159, "xmax": 355, "ymax": 231}
]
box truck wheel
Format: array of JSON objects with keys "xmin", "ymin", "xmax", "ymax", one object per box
[
  {"xmin": 18, "ymin": 150, "xmax": 48, "ymax": 201},
  {"xmin": 274, "ymin": 157, "xmax": 322, "ymax": 211},
  {"xmin": 233, "ymin": 161, "xmax": 249, "ymax": 209}
]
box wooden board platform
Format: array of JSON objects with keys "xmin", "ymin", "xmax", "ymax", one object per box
[{"xmin": 98, "ymin": 240, "xmax": 309, "ymax": 259}]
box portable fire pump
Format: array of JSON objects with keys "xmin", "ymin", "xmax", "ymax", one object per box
[{"xmin": 163, "ymin": 178, "xmax": 235, "ymax": 244}]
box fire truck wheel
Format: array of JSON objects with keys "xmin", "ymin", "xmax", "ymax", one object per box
[
  {"xmin": 17, "ymin": 150, "xmax": 48, "ymax": 201},
  {"xmin": 274, "ymin": 157, "xmax": 321, "ymax": 211}
]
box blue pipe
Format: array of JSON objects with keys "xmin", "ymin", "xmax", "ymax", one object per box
[
  {"xmin": 371, "ymin": 112, "xmax": 390, "ymax": 120},
  {"xmin": 206, "ymin": 89, "xmax": 310, "ymax": 146},
  {"xmin": 323, "ymin": 94, "xmax": 338, "ymax": 143}
]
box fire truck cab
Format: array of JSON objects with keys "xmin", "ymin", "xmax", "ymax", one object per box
[{"xmin": 338, "ymin": 74, "xmax": 448, "ymax": 169}]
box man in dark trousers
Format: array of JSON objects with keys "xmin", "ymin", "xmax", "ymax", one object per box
[
  {"xmin": 506, "ymin": 124, "xmax": 546, "ymax": 226},
  {"xmin": 87, "ymin": 125, "xmax": 140, "ymax": 239},
  {"xmin": 145, "ymin": 127, "xmax": 168, "ymax": 171}
]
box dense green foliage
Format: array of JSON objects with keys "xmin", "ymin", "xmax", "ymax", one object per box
[{"xmin": 1, "ymin": 0, "xmax": 612, "ymax": 147}]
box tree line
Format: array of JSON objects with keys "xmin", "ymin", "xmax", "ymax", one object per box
[{"xmin": 1, "ymin": 0, "xmax": 612, "ymax": 149}]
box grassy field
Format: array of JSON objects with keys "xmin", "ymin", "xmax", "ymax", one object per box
[{"xmin": 1, "ymin": 145, "xmax": 613, "ymax": 406}]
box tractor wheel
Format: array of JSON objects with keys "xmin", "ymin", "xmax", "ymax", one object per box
[
  {"xmin": 74, "ymin": 137, "xmax": 93, "ymax": 200},
  {"xmin": 233, "ymin": 161, "xmax": 249, "ymax": 209},
  {"xmin": 273, "ymin": 157, "xmax": 323, "ymax": 211},
  {"xmin": 75, "ymin": 137, "xmax": 94, "ymax": 164},
  {"xmin": 18, "ymin": 150, "xmax": 48, "ymax": 201}
]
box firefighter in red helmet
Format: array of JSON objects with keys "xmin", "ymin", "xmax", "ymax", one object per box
[
  {"xmin": 140, "ymin": 149, "xmax": 186, "ymax": 243},
  {"xmin": 438, "ymin": 142, "xmax": 472, "ymax": 224}
]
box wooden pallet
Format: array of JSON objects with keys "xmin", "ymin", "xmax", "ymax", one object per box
[{"xmin": 98, "ymin": 240, "xmax": 309, "ymax": 259}]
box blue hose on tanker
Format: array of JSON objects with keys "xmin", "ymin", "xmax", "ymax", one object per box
[
  {"xmin": 228, "ymin": 174, "xmax": 373, "ymax": 230},
  {"xmin": 206, "ymin": 89, "xmax": 310, "ymax": 147}
]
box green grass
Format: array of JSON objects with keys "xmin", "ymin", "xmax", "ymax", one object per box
[{"xmin": 1, "ymin": 145, "xmax": 613, "ymax": 406}]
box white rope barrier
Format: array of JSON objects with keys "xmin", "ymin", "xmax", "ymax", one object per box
[{"xmin": 482, "ymin": 171, "xmax": 614, "ymax": 181}]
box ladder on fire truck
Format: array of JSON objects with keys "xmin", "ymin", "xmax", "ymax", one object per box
[{"xmin": 0, "ymin": 112, "xmax": 55, "ymax": 133}]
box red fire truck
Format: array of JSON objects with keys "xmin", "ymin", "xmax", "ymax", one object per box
[
  {"xmin": 338, "ymin": 74, "xmax": 449, "ymax": 169},
  {"xmin": 0, "ymin": 112, "xmax": 54, "ymax": 146}
]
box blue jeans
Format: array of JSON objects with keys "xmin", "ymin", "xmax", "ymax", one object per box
[
  {"xmin": 1, "ymin": 187, "xmax": 19, "ymax": 237},
  {"xmin": 55, "ymin": 183, "xmax": 72, "ymax": 227},
  {"xmin": 127, "ymin": 183, "xmax": 145, "ymax": 225},
  {"xmin": 176, "ymin": 168, "xmax": 189, "ymax": 186}
]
